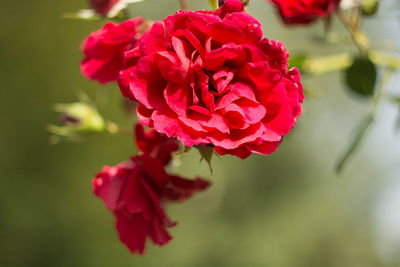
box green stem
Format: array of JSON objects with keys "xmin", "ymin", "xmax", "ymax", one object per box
[
  {"xmin": 106, "ymin": 121, "xmax": 132, "ymax": 136},
  {"xmin": 371, "ymin": 67, "xmax": 394, "ymax": 116},
  {"xmin": 337, "ymin": 10, "xmax": 370, "ymax": 56},
  {"xmin": 179, "ymin": 0, "xmax": 189, "ymax": 10},
  {"xmin": 336, "ymin": 68, "xmax": 393, "ymax": 173}
]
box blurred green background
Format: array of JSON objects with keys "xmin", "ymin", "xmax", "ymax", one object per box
[{"xmin": 1, "ymin": 0, "xmax": 400, "ymax": 266}]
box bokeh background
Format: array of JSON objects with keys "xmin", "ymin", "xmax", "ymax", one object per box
[{"xmin": 1, "ymin": 0, "xmax": 400, "ymax": 266}]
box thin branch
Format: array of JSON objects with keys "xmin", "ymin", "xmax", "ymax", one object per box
[
  {"xmin": 179, "ymin": 0, "xmax": 189, "ymax": 10},
  {"xmin": 337, "ymin": 10, "xmax": 369, "ymax": 56},
  {"xmin": 336, "ymin": 67, "xmax": 393, "ymax": 173},
  {"xmin": 371, "ymin": 67, "xmax": 394, "ymax": 115}
]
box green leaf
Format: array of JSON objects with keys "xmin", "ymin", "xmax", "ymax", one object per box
[
  {"xmin": 302, "ymin": 53, "xmax": 353, "ymax": 75},
  {"xmin": 198, "ymin": 149, "xmax": 214, "ymax": 173},
  {"xmin": 289, "ymin": 51, "xmax": 399, "ymax": 76},
  {"xmin": 303, "ymin": 87, "xmax": 323, "ymax": 98},
  {"xmin": 370, "ymin": 51, "xmax": 400, "ymax": 70},
  {"xmin": 289, "ymin": 55, "xmax": 307, "ymax": 70},
  {"xmin": 345, "ymin": 56, "xmax": 377, "ymax": 97},
  {"xmin": 209, "ymin": 0, "xmax": 218, "ymax": 9},
  {"xmin": 336, "ymin": 114, "xmax": 374, "ymax": 173}
]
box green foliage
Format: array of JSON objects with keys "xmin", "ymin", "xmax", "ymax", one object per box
[
  {"xmin": 208, "ymin": 0, "xmax": 218, "ymax": 10},
  {"xmin": 370, "ymin": 50, "xmax": 400, "ymax": 69},
  {"xmin": 289, "ymin": 55, "xmax": 307, "ymax": 71},
  {"xmin": 345, "ymin": 56, "xmax": 377, "ymax": 97},
  {"xmin": 290, "ymin": 51, "xmax": 400, "ymax": 76},
  {"xmin": 336, "ymin": 114, "xmax": 374, "ymax": 173},
  {"xmin": 289, "ymin": 53, "xmax": 354, "ymax": 75}
]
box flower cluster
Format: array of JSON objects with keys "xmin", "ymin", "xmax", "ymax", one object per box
[
  {"xmin": 93, "ymin": 124, "xmax": 210, "ymax": 254},
  {"xmin": 79, "ymin": 0, "xmax": 304, "ymax": 254},
  {"xmin": 50, "ymin": 0, "xmax": 394, "ymax": 256}
]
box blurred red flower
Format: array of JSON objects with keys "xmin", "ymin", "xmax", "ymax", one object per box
[
  {"xmin": 89, "ymin": 0, "xmax": 120, "ymax": 15},
  {"xmin": 81, "ymin": 18, "xmax": 144, "ymax": 84},
  {"xmin": 93, "ymin": 124, "xmax": 210, "ymax": 254},
  {"xmin": 268, "ymin": 0, "xmax": 341, "ymax": 24},
  {"xmin": 119, "ymin": 0, "xmax": 304, "ymax": 159}
]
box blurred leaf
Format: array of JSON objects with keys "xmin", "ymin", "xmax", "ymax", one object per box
[
  {"xmin": 302, "ymin": 53, "xmax": 353, "ymax": 75},
  {"xmin": 345, "ymin": 56, "xmax": 377, "ymax": 97},
  {"xmin": 303, "ymin": 87, "xmax": 324, "ymax": 98},
  {"xmin": 336, "ymin": 114, "xmax": 374, "ymax": 173},
  {"xmin": 389, "ymin": 96, "xmax": 400, "ymax": 104},
  {"xmin": 289, "ymin": 55, "xmax": 307, "ymax": 70},
  {"xmin": 293, "ymin": 51, "xmax": 399, "ymax": 76},
  {"xmin": 369, "ymin": 50, "xmax": 400, "ymax": 69},
  {"xmin": 209, "ymin": 0, "xmax": 218, "ymax": 9}
]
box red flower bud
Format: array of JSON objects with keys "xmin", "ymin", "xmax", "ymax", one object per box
[
  {"xmin": 89, "ymin": 0, "xmax": 120, "ymax": 15},
  {"xmin": 268, "ymin": 0, "xmax": 341, "ymax": 24}
]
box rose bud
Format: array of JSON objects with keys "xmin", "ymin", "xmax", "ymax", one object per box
[
  {"xmin": 48, "ymin": 102, "xmax": 105, "ymax": 140},
  {"xmin": 268, "ymin": 0, "xmax": 341, "ymax": 25}
]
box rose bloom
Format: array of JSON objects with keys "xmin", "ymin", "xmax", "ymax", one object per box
[
  {"xmin": 89, "ymin": 0, "xmax": 120, "ymax": 15},
  {"xmin": 268, "ymin": 0, "xmax": 341, "ymax": 24},
  {"xmin": 93, "ymin": 124, "xmax": 210, "ymax": 254},
  {"xmin": 119, "ymin": 0, "xmax": 304, "ymax": 159},
  {"xmin": 81, "ymin": 18, "xmax": 144, "ymax": 84}
]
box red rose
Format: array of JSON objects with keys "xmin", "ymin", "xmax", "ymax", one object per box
[
  {"xmin": 81, "ymin": 18, "xmax": 144, "ymax": 84},
  {"xmin": 134, "ymin": 123, "xmax": 180, "ymax": 166},
  {"xmin": 119, "ymin": 0, "xmax": 303, "ymax": 159},
  {"xmin": 268, "ymin": 0, "xmax": 341, "ymax": 24},
  {"xmin": 89, "ymin": 0, "xmax": 120, "ymax": 15},
  {"xmin": 93, "ymin": 124, "xmax": 210, "ymax": 254}
]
